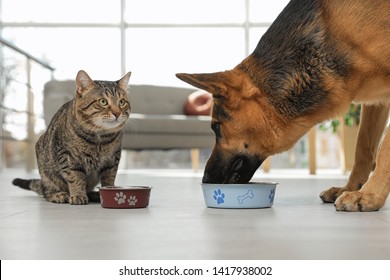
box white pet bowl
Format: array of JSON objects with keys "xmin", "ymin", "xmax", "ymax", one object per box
[{"xmin": 201, "ymin": 182, "xmax": 277, "ymax": 209}]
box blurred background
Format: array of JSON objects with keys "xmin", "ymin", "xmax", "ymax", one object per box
[{"xmin": 0, "ymin": 0, "xmax": 346, "ymax": 173}]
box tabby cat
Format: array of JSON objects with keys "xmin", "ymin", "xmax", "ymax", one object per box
[{"xmin": 12, "ymin": 70, "xmax": 131, "ymax": 205}]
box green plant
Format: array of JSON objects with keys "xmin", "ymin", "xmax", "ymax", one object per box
[{"xmin": 319, "ymin": 103, "xmax": 361, "ymax": 133}]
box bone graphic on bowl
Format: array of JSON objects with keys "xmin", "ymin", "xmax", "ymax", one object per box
[{"xmin": 237, "ymin": 190, "xmax": 254, "ymax": 204}]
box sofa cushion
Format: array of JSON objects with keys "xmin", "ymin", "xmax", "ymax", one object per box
[
  {"xmin": 129, "ymin": 85, "xmax": 194, "ymax": 115},
  {"xmin": 126, "ymin": 113, "xmax": 212, "ymax": 135}
]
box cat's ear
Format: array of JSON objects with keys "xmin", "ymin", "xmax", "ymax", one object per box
[
  {"xmin": 76, "ymin": 70, "xmax": 94, "ymax": 96},
  {"xmin": 117, "ymin": 72, "xmax": 132, "ymax": 91}
]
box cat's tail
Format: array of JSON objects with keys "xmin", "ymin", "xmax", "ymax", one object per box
[{"xmin": 12, "ymin": 178, "xmax": 44, "ymax": 195}]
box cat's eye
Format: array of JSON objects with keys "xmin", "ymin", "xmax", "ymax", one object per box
[
  {"xmin": 98, "ymin": 98, "xmax": 108, "ymax": 106},
  {"xmin": 119, "ymin": 98, "xmax": 127, "ymax": 107}
]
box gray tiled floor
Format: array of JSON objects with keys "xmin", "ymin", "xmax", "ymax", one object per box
[{"xmin": 1, "ymin": 169, "xmax": 389, "ymax": 260}]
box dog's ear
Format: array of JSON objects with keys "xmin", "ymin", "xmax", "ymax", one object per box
[
  {"xmin": 176, "ymin": 72, "xmax": 230, "ymax": 98},
  {"xmin": 176, "ymin": 69, "xmax": 259, "ymax": 99}
]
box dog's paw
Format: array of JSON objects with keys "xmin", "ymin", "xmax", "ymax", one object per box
[
  {"xmin": 319, "ymin": 187, "xmax": 343, "ymax": 203},
  {"xmin": 70, "ymin": 194, "xmax": 89, "ymax": 205},
  {"xmin": 334, "ymin": 191, "xmax": 383, "ymax": 212}
]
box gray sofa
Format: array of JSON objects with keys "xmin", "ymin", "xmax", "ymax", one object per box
[{"xmin": 43, "ymin": 80, "xmax": 215, "ymax": 167}]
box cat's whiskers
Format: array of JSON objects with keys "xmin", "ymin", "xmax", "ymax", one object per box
[
  {"xmin": 126, "ymin": 118, "xmax": 139, "ymax": 134},
  {"xmin": 90, "ymin": 114, "xmax": 128, "ymax": 131},
  {"xmin": 77, "ymin": 117, "xmax": 106, "ymax": 140}
]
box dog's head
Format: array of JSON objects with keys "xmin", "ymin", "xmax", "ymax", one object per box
[{"xmin": 177, "ymin": 67, "xmax": 303, "ymax": 184}]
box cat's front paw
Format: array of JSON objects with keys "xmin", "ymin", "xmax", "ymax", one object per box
[
  {"xmin": 46, "ymin": 192, "xmax": 70, "ymax": 203},
  {"xmin": 70, "ymin": 194, "xmax": 89, "ymax": 205}
]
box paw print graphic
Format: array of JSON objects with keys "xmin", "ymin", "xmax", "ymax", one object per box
[
  {"xmin": 114, "ymin": 192, "xmax": 127, "ymax": 205},
  {"xmin": 127, "ymin": 196, "xmax": 138, "ymax": 206},
  {"xmin": 213, "ymin": 189, "xmax": 225, "ymax": 204}
]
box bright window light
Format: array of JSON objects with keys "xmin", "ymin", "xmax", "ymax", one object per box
[
  {"xmin": 0, "ymin": 0, "xmax": 289, "ymax": 85},
  {"xmin": 1, "ymin": 0, "xmax": 121, "ymax": 23},
  {"xmin": 126, "ymin": 0, "xmax": 245, "ymax": 24},
  {"xmin": 126, "ymin": 27, "xmax": 244, "ymax": 86}
]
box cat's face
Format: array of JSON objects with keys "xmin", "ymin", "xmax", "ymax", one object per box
[{"xmin": 74, "ymin": 70, "xmax": 131, "ymax": 131}]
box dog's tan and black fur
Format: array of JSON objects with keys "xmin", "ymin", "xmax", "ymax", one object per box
[{"xmin": 177, "ymin": 0, "xmax": 390, "ymax": 211}]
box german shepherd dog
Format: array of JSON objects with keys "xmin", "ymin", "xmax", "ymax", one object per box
[{"xmin": 177, "ymin": 0, "xmax": 390, "ymax": 211}]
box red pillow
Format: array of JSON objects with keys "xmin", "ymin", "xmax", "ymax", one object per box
[{"xmin": 184, "ymin": 90, "xmax": 213, "ymax": 116}]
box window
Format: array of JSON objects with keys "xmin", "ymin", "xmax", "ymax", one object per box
[
  {"xmin": 125, "ymin": 0, "xmax": 245, "ymax": 24},
  {"xmin": 0, "ymin": 0, "xmax": 289, "ymax": 85},
  {"xmin": 4, "ymin": 0, "xmax": 320, "ymax": 170},
  {"xmin": 1, "ymin": 0, "xmax": 120, "ymax": 23}
]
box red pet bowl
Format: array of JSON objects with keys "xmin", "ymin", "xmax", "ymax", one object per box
[{"xmin": 99, "ymin": 186, "xmax": 151, "ymax": 208}]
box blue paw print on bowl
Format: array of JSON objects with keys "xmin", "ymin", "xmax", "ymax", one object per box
[
  {"xmin": 213, "ymin": 189, "xmax": 225, "ymax": 204},
  {"xmin": 269, "ymin": 188, "xmax": 276, "ymax": 204}
]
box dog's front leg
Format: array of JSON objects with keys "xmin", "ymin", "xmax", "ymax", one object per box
[
  {"xmin": 320, "ymin": 104, "xmax": 389, "ymax": 204},
  {"xmin": 335, "ymin": 112, "xmax": 390, "ymax": 211}
]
